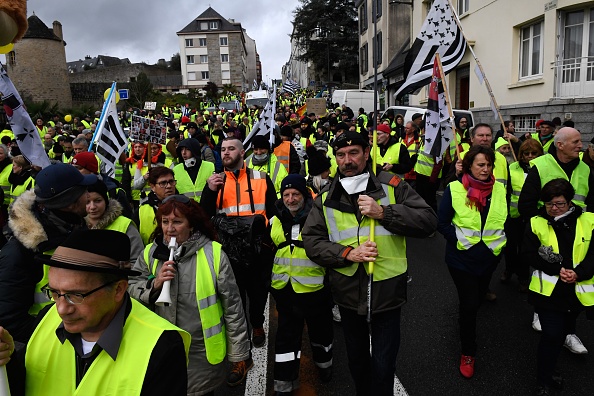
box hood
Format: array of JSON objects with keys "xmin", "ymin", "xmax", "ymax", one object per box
[
  {"xmin": 86, "ymin": 199, "xmax": 123, "ymax": 230},
  {"xmin": 176, "ymin": 138, "xmax": 202, "ymax": 161},
  {"xmin": 7, "ymin": 190, "xmax": 47, "ymax": 250}
]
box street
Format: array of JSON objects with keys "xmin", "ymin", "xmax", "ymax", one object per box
[{"xmin": 217, "ymin": 232, "xmax": 594, "ymax": 395}]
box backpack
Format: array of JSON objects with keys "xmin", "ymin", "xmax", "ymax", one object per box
[{"xmin": 202, "ymin": 145, "xmax": 223, "ymax": 173}]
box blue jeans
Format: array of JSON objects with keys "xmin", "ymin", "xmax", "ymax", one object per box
[{"xmin": 340, "ymin": 306, "xmax": 401, "ymax": 396}]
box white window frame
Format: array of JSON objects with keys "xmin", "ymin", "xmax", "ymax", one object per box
[
  {"xmin": 199, "ymin": 38, "xmax": 207, "ymax": 47},
  {"xmin": 221, "ymin": 54, "xmax": 229, "ymax": 63},
  {"xmin": 185, "ymin": 38, "xmax": 193, "ymax": 47},
  {"xmin": 188, "ymin": 72, "xmax": 196, "ymax": 81},
  {"xmin": 200, "ymin": 55, "xmax": 208, "ymax": 64},
  {"xmin": 519, "ymin": 20, "xmax": 544, "ymax": 79},
  {"xmin": 220, "ymin": 37, "xmax": 228, "ymax": 46},
  {"xmin": 209, "ymin": 21, "xmax": 219, "ymax": 29},
  {"xmin": 457, "ymin": 0, "xmax": 469, "ymax": 15},
  {"xmin": 186, "ymin": 55, "xmax": 194, "ymax": 64},
  {"xmin": 513, "ymin": 115, "xmax": 539, "ymax": 134},
  {"xmin": 201, "ymin": 71, "xmax": 209, "ymax": 80}
]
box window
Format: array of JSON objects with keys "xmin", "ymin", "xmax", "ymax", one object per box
[
  {"xmin": 375, "ymin": 0, "xmax": 382, "ymax": 20},
  {"xmin": 186, "ymin": 55, "xmax": 194, "ymax": 64},
  {"xmin": 375, "ymin": 32, "xmax": 382, "ymax": 66},
  {"xmin": 513, "ymin": 115, "xmax": 539, "ymax": 134},
  {"xmin": 200, "ymin": 22, "xmax": 208, "ymax": 30},
  {"xmin": 222, "ymin": 70, "xmax": 230, "ymax": 79},
  {"xmin": 520, "ymin": 21, "xmax": 543, "ymax": 78},
  {"xmin": 185, "ymin": 38, "xmax": 193, "ymax": 47},
  {"xmin": 200, "ymin": 55, "xmax": 208, "ymax": 63},
  {"xmin": 221, "ymin": 54, "xmax": 229, "ymax": 62},
  {"xmin": 188, "ymin": 72, "xmax": 196, "ymax": 81},
  {"xmin": 209, "ymin": 21, "xmax": 219, "ymax": 29},
  {"xmin": 458, "ymin": 0, "xmax": 469, "ymax": 14},
  {"xmin": 220, "ymin": 37, "xmax": 228, "ymax": 46},
  {"xmin": 359, "ymin": 4, "xmax": 368, "ymax": 34},
  {"xmin": 360, "ymin": 43, "xmax": 368, "ymax": 74},
  {"xmin": 201, "ymin": 71, "xmax": 209, "ymax": 80},
  {"xmin": 199, "ymin": 38, "xmax": 207, "ymax": 47}
]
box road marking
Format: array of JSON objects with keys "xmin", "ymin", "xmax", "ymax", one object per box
[{"xmin": 245, "ymin": 294, "xmax": 270, "ymax": 395}]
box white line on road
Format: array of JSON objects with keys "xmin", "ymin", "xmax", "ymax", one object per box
[{"xmin": 245, "ymin": 295, "xmax": 270, "ymax": 395}]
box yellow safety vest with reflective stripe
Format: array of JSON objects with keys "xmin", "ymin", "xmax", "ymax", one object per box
[
  {"xmin": 132, "ymin": 165, "xmax": 151, "ymax": 202},
  {"xmin": 26, "ymin": 299, "xmax": 190, "ymax": 396},
  {"xmin": 531, "ymin": 133, "xmax": 553, "ymax": 153},
  {"xmin": 373, "ymin": 142, "xmax": 402, "ymax": 173},
  {"xmin": 138, "ymin": 204, "xmax": 157, "ymax": 245},
  {"xmin": 529, "ymin": 214, "xmax": 594, "ymax": 305},
  {"xmin": 173, "ymin": 161, "xmax": 214, "ymax": 203},
  {"xmin": 321, "ymin": 178, "xmax": 407, "ymax": 281},
  {"xmin": 270, "ymin": 216, "xmax": 326, "ymax": 293},
  {"xmin": 356, "ymin": 114, "xmax": 368, "ymax": 133},
  {"xmin": 10, "ymin": 176, "xmax": 35, "ymax": 204},
  {"xmin": 29, "ymin": 251, "xmax": 52, "ymax": 316},
  {"xmin": 143, "ymin": 241, "xmax": 226, "ymax": 364},
  {"xmin": 245, "ymin": 153, "xmax": 288, "ymax": 194},
  {"xmin": 0, "ymin": 164, "xmax": 11, "ymax": 206},
  {"xmin": 509, "ymin": 161, "xmax": 526, "ymax": 219},
  {"xmin": 460, "ymin": 149, "xmax": 508, "ymax": 187},
  {"xmin": 531, "ymin": 153, "xmax": 590, "ymax": 209},
  {"xmin": 414, "ymin": 144, "xmax": 442, "ymax": 178},
  {"xmin": 450, "ymin": 181, "xmax": 507, "ymax": 255}
]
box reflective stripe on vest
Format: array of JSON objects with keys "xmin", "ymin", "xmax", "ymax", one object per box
[
  {"xmin": 216, "ymin": 167, "xmax": 269, "ymax": 220},
  {"xmin": 450, "ymin": 181, "xmax": 507, "ymax": 255},
  {"xmin": 26, "ymin": 300, "xmax": 190, "ymax": 395},
  {"xmin": 529, "ymin": 214, "xmax": 594, "ymax": 305},
  {"xmin": 143, "ymin": 241, "xmax": 226, "ymax": 363},
  {"xmin": 508, "ymin": 162, "xmax": 526, "ymax": 218},
  {"xmin": 246, "ymin": 154, "xmax": 287, "ymax": 193},
  {"xmin": 322, "ymin": 183, "xmax": 407, "ymax": 281},
  {"xmin": 270, "ymin": 217, "xmax": 326, "ymax": 293},
  {"xmin": 531, "ymin": 153, "xmax": 590, "ymax": 209},
  {"xmin": 414, "ymin": 144, "xmax": 442, "ymax": 177},
  {"xmin": 173, "ymin": 161, "xmax": 214, "ymax": 203}
]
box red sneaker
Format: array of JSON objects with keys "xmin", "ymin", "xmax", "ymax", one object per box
[{"xmin": 459, "ymin": 355, "xmax": 475, "ymax": 378}]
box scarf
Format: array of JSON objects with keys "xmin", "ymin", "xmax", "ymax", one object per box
[{"xmin": 461, "ymin": 173, "xmax": 495, "ymax": 212}]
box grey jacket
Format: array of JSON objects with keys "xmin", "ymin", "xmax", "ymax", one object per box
[
  {"xmin": 128, "ymin": 233, "xmax": 250, "ymax": 396},
  {"xmin": 302, "ymin": 169, "xmax": 437, "ymax": 314}
]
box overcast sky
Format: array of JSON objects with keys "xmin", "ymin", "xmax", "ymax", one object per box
[{"xmin": 24, "ymin": 0, "xmax": 300, "ymax": 81}]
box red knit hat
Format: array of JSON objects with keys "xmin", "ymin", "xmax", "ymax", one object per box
[
  {"xmin": 376, "ymin": 124, "xmax": 391, "ymax": 134},
  {"xmin": 181, "ymin": 116, "xmax": 190, "ymax": 124},
  {"xmin": 72, "ymin": 152, "xmax": 98, "ymax": 174}
]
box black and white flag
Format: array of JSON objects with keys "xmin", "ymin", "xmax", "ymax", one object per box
[
  {"xmin": 424, "ymin": 57, "xmax": 453, "ymax": 161},
  {"xmin": 0, "ymin": 63, "xmax": 50, "ymax": 168},
  {"xmin": 395, "ymin": 0, "xmax": 466, "ymax": 99},
  {"xmin": 282, "ymin": 79, "xmax": 299, "ymax": 95},
  {"xmin": 243, "ymin": 84, "xmax": 277, "ymax": 150},
  {"xmin": 90, "ymin": 82, "xmax": 127, "ymax": 177},
  {"xmin": 252, "ymin": 79, "xmax": 259, "ymax": 91}
]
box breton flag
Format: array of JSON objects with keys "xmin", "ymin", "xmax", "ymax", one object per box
[
  {"xmin": 252, "ymin": 79, "xmax": 259, "ymax": 91},
  {"xmin": 282, "ymin": 79, "xmax": 299, "ymax": 95},
  {"xmin": 423, "ymin": 57, "xmax": 453, "ymax": 161},
  {"xmin": 395, "ymin": 0, "xmax": 466, "ymax": 99},
  {"xmin": 243, "ymin": 84, "xmax": 277, "ymax": 150},
  {"xmin": 0, "ymin": 63, "xmax": 50, "ymax": 168},
  {"xmin": 90, "ymin": 82, "xmax": 127, "ymax": 178}
]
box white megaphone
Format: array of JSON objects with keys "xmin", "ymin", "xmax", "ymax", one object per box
[
  {"xmin": 0, "ymin": 365, "xmax": 10, "ymax": 396},
  {"xmin": 156, "ymin": 237, "xmax": 177, "ymax": 307}
]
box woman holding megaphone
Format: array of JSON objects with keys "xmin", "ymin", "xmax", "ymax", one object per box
[{"xmin": 128, "ymin": 195, "xmax": 251, "ymax": 395}]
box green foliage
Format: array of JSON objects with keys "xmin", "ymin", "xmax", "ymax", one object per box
[
  {"xmin": 23, "ymin": 100, "xmax": 60, "ymax": 120},
  {"xmin": 222, "ymin": 84, "xmax": 237, "ymax": 96},
  {"xmin": 292, "ymin": 0, "xmax": 359, "ymax": 84},
  {"xmin": 128, "ymin": 72, "xmax": 155, "ymax": 108},
  {"xmin": 204, "ymin": 82, "xmax": 220, "ymax": 103},
  {"xmin": 169, "ymin": 53, "xmax": 181, "ymax": 71}
]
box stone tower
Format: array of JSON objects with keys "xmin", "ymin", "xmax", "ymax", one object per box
[{"xmin": 6, "ymin": 15, "xmax": 72, "ymax": 108}]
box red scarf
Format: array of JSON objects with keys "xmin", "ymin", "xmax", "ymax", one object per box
[{"xmin": 461, "ymin": 173, "xmax": 495, "ymax": 212}]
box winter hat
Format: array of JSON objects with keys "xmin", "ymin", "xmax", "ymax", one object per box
[
  {"xmin": 72, "ymin": 151, "xmax": 99, "ymax": 174},
  {"xmin": 376, "ymin": 124, "xmax": 391, "ymax": 134},
  {"xmin": 314, "ymin": 140, "xmax": 329, "ymax": 152},
  {"xmin": 35, "ymin": 163, "xmax": 97, "ymax": 209},
  {"xmin": 332, "ymin": 131, "xmax": 369, "ymax": 152},
  {"xmin": 181, "ymin": 116, "xmax": 190, "ymax": 124},
  {"xmin": 280, "ymin": 174, "xmax": 308, "ymax": 197},
  {"xmin": 87, "ymin": 180, "xmax": 110, "ymax": 207},
  {"xmin": 280, "ymin": 125, "xmax": 293, "ymax": 138},
  {"xmin": 307, "ymin": 146, "xmax": 331, "ymax": 176},
  {"xmin": 252, "ymin": 135, "xmax": 270, "ymax": 150},
  {"xmin": 494, "ymin": 137, "xmax": 510, "ymax": 151}
]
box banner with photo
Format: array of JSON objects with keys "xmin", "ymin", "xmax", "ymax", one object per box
[{"xmin": 130, "ymin": 115, "xmax": 167, "ymax": 144}]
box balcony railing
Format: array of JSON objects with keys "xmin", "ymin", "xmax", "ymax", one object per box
[{"xmin": 553, "ymin": 56, "xmax": 594, "ymax": 98}]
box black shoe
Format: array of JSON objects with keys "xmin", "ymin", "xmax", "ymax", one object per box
[
  {"xmin": 535, "ymin": 385, "xmax": 550, "ymax": 396},
  {"xmin": 252, "ymin": 327, "xmax": 266, "ymax": 348},
  {"xmin": 319, "ymin": 366, "xmax": 332, "ymax": 383},
  {"xmin": 226, "ymin": 358, "xmax": 254, "ymax": 386}
]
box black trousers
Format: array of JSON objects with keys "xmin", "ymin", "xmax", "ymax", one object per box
[
  {"xmin": 231, "ymin": 259, "xmax": 271, "ymax": 331},
  {"xmin": 503, "ymin": 217, "xmax": 530, "ymax": 282},
  {"xmin": 415, "ymin": 174, "xmax": 439, "ymax": 212},
  {"xmin": 448, "ymin": 266, "xmax": 494, "ymax": 356},
  {"xmin": 272, "ymin": 285, "xmax": 333, "ymax": 392}
]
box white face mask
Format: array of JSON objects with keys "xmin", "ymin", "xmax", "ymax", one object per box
[
  {"xmin": 254, "ymin": 153, "xmax": 268, "ymax": 161},
  {"xmin": 339, "ymin": 172, "xmax": 370, "ymax": 195},
  {"xmin": 184, "ymin": 157, "xmax": 197, "ymax": 167}
]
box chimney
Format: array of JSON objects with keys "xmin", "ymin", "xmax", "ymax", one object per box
[{"xmin": 52, "ymin": 21, "xmax": 63, "ymax": 40}]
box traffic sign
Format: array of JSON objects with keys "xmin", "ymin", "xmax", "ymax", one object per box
[{"xmin": 118, "ymin": 89, "xmax": 129, "ymax": 100}]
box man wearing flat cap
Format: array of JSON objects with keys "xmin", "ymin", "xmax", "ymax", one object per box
[
  {"xmin": 0, "ymin": 229, "xmax": 190, "ymax": 395},
  {"xmin": 302, "ymin": 131, "xmax": 437, "ymax": 394},
  {"xmin": 0, "ymin": 163, "xmax": 96, "ymax": 342}
]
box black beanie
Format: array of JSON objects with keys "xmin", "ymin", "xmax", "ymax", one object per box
[
  {"xmin": 87, "ymin": 180, "xmax": 110, "ymax": 208},
  {"xmin": 252, "ymin": 135, "xmax": 270, "ymax": 150},
  {"xmin": 306, "ymin": 146, "xmax": 331, "ymax": 176}
]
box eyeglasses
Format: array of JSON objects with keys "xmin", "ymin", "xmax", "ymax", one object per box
[
  {"xmin": 162, "ymin": 194, "xmax": 191, "ymax": 204},
  {"xmin": 41, "ymin": 281, "xmax": 116, "ymax": 305},
  {"xmin": 544, "ymin": 201, "xmax": 568, "ymax": 209},
  {"xmin": 523, "ymin": 151, "xmax": 539, "ymax": 156},
  {"xmin": 155, "ymin": 179, "xmax": 176, "ymax": 188}
]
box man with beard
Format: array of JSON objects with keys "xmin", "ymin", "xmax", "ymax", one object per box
[
  {"xmin": 202, "ymin": 138, "xmax": 278, "ymax": 382},
  {"xmin": 495, "ymin": 137, "xmax": 516, "ymax": 164}
]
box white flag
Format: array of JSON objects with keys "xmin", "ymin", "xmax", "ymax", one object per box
[
  {"xmin": 490, "ymin": 99, "xmax": 498, "ymax": 120},
  {"xmin": 0, "ymin": 64, "xmax": 50, "ymax": 168},
  {"xmin": 92, "ymin": 83, "xmax": 127, "ymax": 177},
  {"xmin": 424, "ymin": 57, "xmax": 453, "ymax": 161},
  {"xmin": 474, "ymin": 64, "xmax": 484, "ymax": 85}
]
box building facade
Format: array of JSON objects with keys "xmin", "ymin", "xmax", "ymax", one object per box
[
  {"xmin": 282, "ymin": 25, "xmax": 315, "ymax": 89},
  {"xmin": 399, "ymin": 0, "xmax": 594, "ymax": 140},
  {"xmin": 6, "ymin": 15, "xmax": 72, "ymax": 108},
  {"xmin": 177, "ymin": 7, "xmax": 256, "ymax": 91}
]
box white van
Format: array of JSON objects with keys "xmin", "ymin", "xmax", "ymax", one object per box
[
  {"xmin": 331, "ymin": 90, "xmax": 377, "ymax": 113},
  {"xmin": 245, "ymin": 90, "xmax": 269, "ymax": 108},
  {"xmin": 381, "ymin": 106, "xmax": 475, "ymax": 127}
]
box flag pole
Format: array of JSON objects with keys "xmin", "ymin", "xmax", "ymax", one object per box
[
  {"xmin": 446, "ymin": 0, "xmax": 516, "ymax": 161},
  {"xmin": 434, "ymin": 53, "xmax": 461, "ymax": 159},
  {"xmin": 89, "ymin": 81, "xmax": 116, "ymax": 152}
]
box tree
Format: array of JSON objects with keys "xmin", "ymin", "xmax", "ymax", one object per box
[
  {"xmin": 169, "ymin": 53, "xmax": 181, "ymax": 71},
  {"xmin": 129, "ymin": 72, "xmax": 155, "ymax": 108},
  {"xmin": 291, "ymin": 0, "xmax": 359, "ymax": 84},
  {"xmin": 204, "ymin": 82, "xmax": 219, "ymax": 104}
]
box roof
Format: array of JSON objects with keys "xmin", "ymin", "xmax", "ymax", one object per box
[
  {"xmin": 67, "ymin": 55, "xmax": 131, "ymax": 73},
  {"xmin": 177, "ymin": 7, "xmax": 243, "ymax": 34},
  {"xmin": 23, "ymin": 15, "xmax": 62, "ymax": 41}
]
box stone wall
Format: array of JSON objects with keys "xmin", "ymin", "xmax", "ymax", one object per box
[
  {"xmin": 206, "ymin": 35, "xmax": 221, "ymax": 85},
  {"xmin": 228, "ymin": 32, "xmax": 244, "ymax": 90},
  {"xmin": 7, "ymin": 39, "xmax": 72, "ymax": 108}
]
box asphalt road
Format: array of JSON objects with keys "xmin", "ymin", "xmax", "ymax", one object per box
[{"xmin": 217, "ymin": 233, "xmax": 594, "ymax": 395}]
